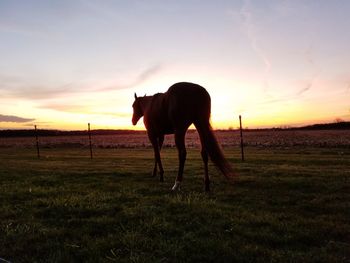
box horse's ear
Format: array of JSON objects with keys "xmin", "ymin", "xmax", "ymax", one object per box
[
  {"xmin": 144, "ymin": 94, "xmax": 146, "ymax": 97},
  {"xmin": 134, "ymin": 93, "xmax": 138, "ymax": 100}
]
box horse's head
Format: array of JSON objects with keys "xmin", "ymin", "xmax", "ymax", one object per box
[{"xmin": 132, "ymin": 93, "xmax": 143, "ymax": 125}]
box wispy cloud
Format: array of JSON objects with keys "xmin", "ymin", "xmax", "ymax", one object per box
[
  {"xmin": 296, "ymin": 86, "xmax": 311, "ymax": 96},
  {"xmin": 0, "ymin": 64, "xmax": 162, "ymax": 100},
  {"xmin": 258, "ymin": 78, "xmax": 314, "ymax": 106},
  {"xmin": 0, "ymin": 114, "xmax": 35, "ymax": 123},
  {"xmin": 296, "ymin": 76, "xmax": 316, "ymax": 96},
  {"xmin": 304, "ymin": 45, "xmax": 320, "ymax": 84},
  {"xmin": 99, "ymin": 64, "xmax": 162, "ymax": 92},
  {"xmin": 38, "ymin": 104, "xmax": 88, "ymax": 113},
  {"xmin": 0, "ymin": 76, "xmax": 73, "ymax": 100},
  {"xmin": 38, "ymin": 102, "xmax": 131, "ymax": 118},
  {"xmin": 239, "ymin": 0, "xmax": 271, "ymax": 76}
]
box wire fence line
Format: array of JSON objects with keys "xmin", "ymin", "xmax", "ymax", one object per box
[{"xmin": 1, "ymin": 128, "xmax": 349, "ymax": 152}]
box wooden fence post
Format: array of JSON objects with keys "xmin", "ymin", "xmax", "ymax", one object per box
[
  {"xmin": 239, "ymin": 115, "xmax": 245, "ymax": 161},
  {"xmin": 88, "ymin": 123, "xmax": 93, "ymax": 159},
  {"xmin": 34, "ymin": 125, "xmax": 40, "ymax": 159}
]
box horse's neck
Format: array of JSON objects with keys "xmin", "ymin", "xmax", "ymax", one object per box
[
  {"xmin": 140, "ymin": 96, "xmax": 154, "ymax": 112},
  {"xmin": 142, "ymin": 94, "xmax": 168, "ymax": 133}
]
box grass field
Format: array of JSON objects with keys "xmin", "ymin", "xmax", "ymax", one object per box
[{"xmin": 0, "ymin": 146, "xmax": 349, "ymax": 262}]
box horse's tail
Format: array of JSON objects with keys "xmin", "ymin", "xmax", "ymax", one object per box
[{"xmin": 195, "ymin": 121, "xmax": 236, "ymax": 179}]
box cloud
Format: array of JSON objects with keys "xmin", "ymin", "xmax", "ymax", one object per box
[
  {"xmin": 0, "ymin": 114, "xmax": 35, "ymax": 123},
  {"xmin": 296, "ymin": 77, "xmax": 315, "ymax": 96},
  {"xmin": 0, "ymin": 76, "xmax": 73, "ymax": 100},
  {"xmin": 38, "ymin": 103, "xmax": 90, "ymax": 113},
  {"xmin": 38, "ymin": 102, "xmax": 130, "ymax": 118},
  {"xmin": 0, "ymin": 63, "xmax": 162, "ymax": 100},
  {"xmin": 99, "ymin": 64, "xmax": 162, "ymax": 92},
  {"xmin": 259, "ymin": 77, "xmax": 314, "ymax": 106},
  {"xmin": 38, "ymin": 101, "xmax": 131, "ymax": 121},
  {"xmin": 239, "ymin": 0, "xmax": 271, "ymax": 76},
  {"xmin": 296, "ymin": 86, "xmax": 311, "ymax": 96},
  {"xmin": 22, "ymin": 121, "xmax": 52, "ymax": 128}
]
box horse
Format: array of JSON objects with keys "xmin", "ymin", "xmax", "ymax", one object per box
[{"xmin": 132, "ymin": 82, "xmax": 234, "ymax": 191}]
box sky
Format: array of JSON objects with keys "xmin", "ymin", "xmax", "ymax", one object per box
[{"xmin": 0, "ymin": 0, "xmax": 349, "ymax": 130}]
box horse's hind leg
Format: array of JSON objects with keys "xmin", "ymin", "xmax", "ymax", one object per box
[
  {"xmin": 195, "ymin": 122, "xmax": 210, "ymax": 191},
  {"xmin": 172, "ymin": 130, "xmax": 186, "ymax": 191}
]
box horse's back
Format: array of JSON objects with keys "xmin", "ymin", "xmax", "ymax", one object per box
[
  {"xmin": 167, "ymin": 82, "xmax": 208, "ymax": 95},
  {"xmin": 166, "ymin": 82, "xmax": 211, "ymax": 124}
]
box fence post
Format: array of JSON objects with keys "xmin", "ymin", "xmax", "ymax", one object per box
[
  {"xmin": 239, "ymin": 115, "xmax": 245, "ymax": 161},
  {"xmin": 88, "ymin": 123, "xmax": 93, "ymax": 159},
  {"xmin": 34, "ymin": 125, "xmax": 40, "ymax": 159}
]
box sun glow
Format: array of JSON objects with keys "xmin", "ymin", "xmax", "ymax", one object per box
[{"xmin": 1, "ymin": 73, "xmax": 349, "ymax": 131}]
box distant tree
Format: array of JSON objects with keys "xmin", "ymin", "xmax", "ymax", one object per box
[{"xmin": 335, "ymin": 118, "xmax": 344, "ymax": 123}]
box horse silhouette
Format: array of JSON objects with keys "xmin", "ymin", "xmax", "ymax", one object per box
[{"xmin": 132, "ymin": 82, "xmax": 234, "ymax": 191}]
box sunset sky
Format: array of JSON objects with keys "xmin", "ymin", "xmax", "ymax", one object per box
[{"xmin": 1, "ymin": 0, "xmax": 349, "ymax": 130}]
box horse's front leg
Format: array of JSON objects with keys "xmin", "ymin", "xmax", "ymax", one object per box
[
  {"xmin": 152, "ymin": 135, "xmax": 164, "ymax": 177},
  {"xmin": 150, "ymin": 136, "xmax": 164, "ymax": 182}
]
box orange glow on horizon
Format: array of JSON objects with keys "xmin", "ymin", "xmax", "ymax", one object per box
[{"xmin": 1, "ymin": 69, "xmax": 349, "ymax": 131}]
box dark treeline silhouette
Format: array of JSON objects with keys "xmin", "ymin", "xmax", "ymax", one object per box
[
  {"xmin": 292, "ymin": 121, "xmax": 350, "ymax": 130},
  {"xmin": 224, "ymin": 121, "xmax": 350, "ymax": 132},
  {"xmin": 0, "ymin": 122, "xmax": 349, "ymax": 138}
]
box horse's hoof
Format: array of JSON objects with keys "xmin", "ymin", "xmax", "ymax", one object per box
[{"xmin": 171, "ymin": 181, "xmax": 181, "ymax": 191}]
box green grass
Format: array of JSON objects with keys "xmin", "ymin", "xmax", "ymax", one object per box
[{"xmin": 0, "ymin": 146, "xmax": 349, "ymax": 262}]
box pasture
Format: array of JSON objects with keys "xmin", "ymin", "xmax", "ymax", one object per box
[{"xmin": 0, "ymin": 132, "xmax": 350, "ymax": 262}]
